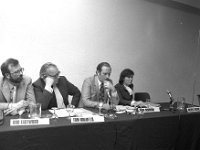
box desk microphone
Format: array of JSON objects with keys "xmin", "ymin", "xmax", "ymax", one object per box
[
  {"xmin": 166, "ymin": 90, "xmax": 175, "ymax": 105},
  {"xmin": 166, "ymin": 90, "xmax": 176, "ymax": 111}
]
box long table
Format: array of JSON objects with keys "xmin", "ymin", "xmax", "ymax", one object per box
[{"xmin": 0, "ymin": 103, "xmax": 200, "ymax": 150}]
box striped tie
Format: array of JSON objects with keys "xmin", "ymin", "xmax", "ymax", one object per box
[{"xmin": 99, "ymin": 83, "xmax": 104, "ymax": 102}]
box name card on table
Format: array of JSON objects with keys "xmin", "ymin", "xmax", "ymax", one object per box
[
  {"xmin": 10, "ymin": 118, "xmax": 50, "ymax": 126},
  {"xmin": 187, "ymin": 107, "xmax": 200, "ymax": 113},
  {"xmin": 71, "ymin": 115, "xmax": 104, "ymax": 124},
  {"xmin": 138, "ymin": 107, "xmax": 160, "ymax": 113}
]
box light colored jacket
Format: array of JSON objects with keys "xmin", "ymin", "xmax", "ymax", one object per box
[
  {"xmin": 0, "ymin": 76, "xmax": 36, "ymax": 104},
  {"xmin": 81, "ymin": 75, "xmax": 119, "ymax": 108}
]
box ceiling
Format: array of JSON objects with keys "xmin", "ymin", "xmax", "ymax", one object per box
[
  {"xmin": 147, "ymin": 0, "xmax": 200, "ymax": 15},
  {"xmin": 173, "ymin": 0, "xmax": 200, "ymax": 10}
]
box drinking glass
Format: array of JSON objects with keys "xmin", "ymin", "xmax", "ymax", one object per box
[
  {"xmin": 51, "ymin": 107, "xmax": 58, "ymax": 119},
  {"xmin": 66, "ymin": 104, "xmax": 75, "ymax": 116},
  {"xmin": 98, "ymin": 101, "xmax": 104, "ymax": 116},
  {"xmin": 18, "ymin": 108, "xmax": 24, "ymax": 119},
  {"xmin": 177, "ymin": 97, "xmax": 185, "ymax": 111},
  {"xmin": 105, "ymin": 98, "xmax": 117, "ymax": 119},
  {"xmin": 29, "ymin": 103, "xmax": 41, "ymax": 118},
  {"xmin": 146, "ymin": 98, "xmax": 151, "ymax": 108}
]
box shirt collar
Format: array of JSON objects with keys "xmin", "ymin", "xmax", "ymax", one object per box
[{"xmin": 97, "ymin": 77, "xmax": 102, "ymax": 87}]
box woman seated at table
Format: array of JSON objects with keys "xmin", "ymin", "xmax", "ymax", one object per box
[{"xmin": 115, "ymin": 68, "xmax": 145, "ymax": 107}]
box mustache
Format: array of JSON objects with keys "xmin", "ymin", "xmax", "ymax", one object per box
[{"xmin": 10, "ymin": 75, "xmax": 23, "ymax": 83}]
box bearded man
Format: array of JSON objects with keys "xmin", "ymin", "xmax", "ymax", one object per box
[{"xmin": 0, "ymin": 58, "xmax": 35, "ymax": 115}]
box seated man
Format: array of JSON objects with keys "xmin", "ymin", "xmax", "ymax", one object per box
[
  {"xmin": 33, "ymin": 62, "xmax": 81, "ymax": 110},
  {"xmin": 81, "ymin": 62, "xmax": 119, "ymax": 109},
  {"xmin": 0, "ymin": 58, "xmax": 36, "ymax": 115}
]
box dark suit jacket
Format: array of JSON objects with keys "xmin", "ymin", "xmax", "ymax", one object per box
[
  {"xmin": 33, "ymin": 76, "xmax": 81, "ymax": 110},
  {"xmin": 115, "ymin": 83, "xmax": 133, "ymax": 105}
]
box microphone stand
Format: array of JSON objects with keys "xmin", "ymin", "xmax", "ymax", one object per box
[{"xmin": 167, "ymin": 90, "xmax": 176, "ymax": 112}]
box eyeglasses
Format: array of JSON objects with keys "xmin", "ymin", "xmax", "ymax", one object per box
[
  {"xmin": 10, "ymin": 68, "xmax": 24, "ymax": 76},
  {"xmin": 47, "ymin": 71, "xmax": 60, "ymax": 78}
]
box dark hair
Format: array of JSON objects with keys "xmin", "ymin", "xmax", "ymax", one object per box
[
  {"xmin": 96, "ymin": 62, "xmax": 111, "ymax": 73},
  {"xmin": 39, "ymin": 62, "xmax": 58, "ymax": 78},
  {"xmin": 1, "ymin": 58, "xmax": 19, "ymax": 77},
  {"xmin": 119, "ymin": 68, "xmax": 134, "ymax": 84}
]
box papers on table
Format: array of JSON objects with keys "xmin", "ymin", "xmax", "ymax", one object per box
[
  {"xmin": 49, "ymin": 108, "xmax": 105, "ymax": 123},
  {"xmin": 49, "ymin": 109, "xmax": 71, "ymax": 117},
  {"xmin": 49, "ymin": 108, "xmax": 95, "ymax": 118},
  {"xmin": 146, "ymin": 102, "xmax": 161, "ymax": 107},
  {"xmin": 48, "ymin": 108, "xmax": 104, "ymax": 123},
  {"xmin": 116, "ymin": 103, "xmax": 160, "ymax": 114}
]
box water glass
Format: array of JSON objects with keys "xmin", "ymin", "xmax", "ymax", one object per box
[
  {"xmin": 98, "ymin": 102, "xmax": 104, "ymax": 116},
  {"xmin": 146, "ymin": 99, "xmax": 151, "ymax": 108},
  {"xmin": 29, "ymin": 103, "xmax": 41, "ymax": 118},
  {"xmin": 66, "ymin": 104, "xmax": 75, "ymax": 116},
  {"xmin": 177, "ymin": 97, "xmax": 185, "ymax": 111},
  {"xmin": 105, "ymin": 99, "xmax": 117, "ymax": 119},
  {"xmin": 18, "ymin": 108, "xmax": 24, "ymax": 119}
]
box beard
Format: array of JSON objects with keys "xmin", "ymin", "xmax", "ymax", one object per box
[{"xmin": 9, "ymin": 75, "xmax": 23, "ymax": 84}]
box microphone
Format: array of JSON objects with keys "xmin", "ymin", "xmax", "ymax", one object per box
[
  {"xmin": 166, "ymin": 90, "xmax": 175, "ymax": 105},
  {"xmin": 104, "ymin": 78, "xmax": 112, "ymax": 99},
  {"xmin": 106, "ymin": 88, "xmax": 111, "ymax": 99}
]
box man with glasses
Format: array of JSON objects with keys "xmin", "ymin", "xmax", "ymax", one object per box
[
  {"xmin": 0, "ymin": 58, "xmax": 36, "ymax": 115},
  {"xmin": 33, "ymin": 62, "xmax": 81, "ymax": 110}
]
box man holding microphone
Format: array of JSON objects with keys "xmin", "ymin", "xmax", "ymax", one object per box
[{"xmin": 81, "ymin": 62, "xmax": 119, "ymax": 109}]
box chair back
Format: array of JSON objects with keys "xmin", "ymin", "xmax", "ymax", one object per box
[{"xmin": 134, "ymin": 92, "xmax": 150, "ymax": 102}]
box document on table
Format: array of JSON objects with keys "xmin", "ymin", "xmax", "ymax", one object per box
[{"xmin": 49, "ymin": 108, "xmax": 95, "ymax": 118}]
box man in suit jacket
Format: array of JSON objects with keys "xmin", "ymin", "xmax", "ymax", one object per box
[
  {"xmin": 81, "ymin": 62, "xmax": 119, "ymax": 109},
  {"xmin": 0, "ymin": 58, "xmax": 36, "ymax": 115},
  {"xmin": 33, "ymin": 62, "xmax": 81, "ymax": 110}
]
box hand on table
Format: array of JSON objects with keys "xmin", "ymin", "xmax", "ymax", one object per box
[{"xmin": 4, "ymin": 100, "xmax": 29, "ymax": 116}]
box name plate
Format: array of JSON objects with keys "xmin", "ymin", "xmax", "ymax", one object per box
[
  {"xmin": 10, "ymin": 118, "xmax": 50, "ymax": 126},
  {"xmin": 138, "ymin": 107, "xmax": 160, "ymax": 113},
  {"xmin": 71, "ymin": 116, "xmax": 104, "ymax": 123},
  {"xmin": 187, "ymin": 107, "xmax": 200, "ymax": 113}
]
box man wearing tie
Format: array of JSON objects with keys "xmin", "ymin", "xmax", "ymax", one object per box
[
  {"xmin": 0, "ymin": 58, "xmax": 36, "ymax": 115},
  {"xmin": 81, "ymin": 62, "xmax": 119, "ymax": 109},
  {"xmin": 33, "ymin": 62, "xmax": 81, "ymax": 110}
]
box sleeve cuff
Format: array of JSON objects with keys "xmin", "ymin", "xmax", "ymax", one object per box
[
  {"xmin": 111, "ymin": 91, "xmax": 118, "ymax": 97},
  {"xmin": 131, "ymin": 100, "xmax": 136, "ymax": 106},
  {"xmin": 45, "ymin": 86, "xmax": 53, "ymax": 93}
]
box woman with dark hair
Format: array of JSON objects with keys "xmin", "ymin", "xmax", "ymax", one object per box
[{"xmin": 115, "ymin": 69, "xmax": 144, "ymax": 106}]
